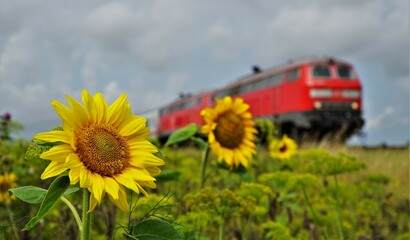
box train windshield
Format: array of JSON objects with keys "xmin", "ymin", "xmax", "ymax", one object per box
[
  {"xmin": 312, "ymin": 65, "xmax": 331, "ymax": 78},
  {"xmin": 337, "ymin": 66, "xmax": 355, "ymax": 79}
]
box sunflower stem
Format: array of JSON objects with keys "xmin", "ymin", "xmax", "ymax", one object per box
[
  {"xmin": 218, "ymin": 217, "xmax": 224, "ymax": 240},
  {"xmin": 6, "ymin": 205, "xmax": 19, "ymax": 240},
  {"xmin": 200, "ymin": 143, "xmax": 210, "ymax": 189},
  {"xmin": 302, "ymin": 188, "xmax": 329, "ymax": 240},
  {"xmin": 61, "ymin": 196, "xmax": 82, "ymax": 232},
  {"xmin": 81, "ymin": 189, "xmax": 91, "ymax": 240},
  {"xmin": 334, "ymin": 175, "xmax": 344, "ymax": 240}
]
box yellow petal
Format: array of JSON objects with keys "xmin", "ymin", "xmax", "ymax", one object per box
[
  {"xmin": 237, "ymin": 150, "xmax": 249, "ymax": 168},
  {"xmin": 208, "ymin": 132, "xmax": 215, "ymax": 143},
  {"xmin": 119, "ymin": 117, "xmax": 146, "ymax": 137},
  {"xmin": 65, "ymin": 153, "xmax": 83, "ymax": 169},
  {"xmin": 103, "ymin": 177, "xmax": 119, "ymax": 200},
  {"xmin": 128, "ymin": 141, "xmax": 158, "ymax": 153},
  {"xmin": 51, "ymin": 100, "xmax": 74, "ymax": 131},
  {"xmin": 68, "ymin": 167, "xmax": 80, "ymax": 184},
  {"xmin": 145, "ymin": 166, "xmax": 161, "ymax": 176},
  {"xmin": 79, "ymin": 167, "xmax": 92, "ymax": 188},
  {"xmin": 40, "ymin": 145, "xmax": 73, "ymax": 162},
  {"xmin": 82, "ymin": 89, "xmax": 97, "ymax": 122},
  {"xmin": 88, "ymin": 192, "xmax": 99, "ymax": 213},
  {"xmin": 107, "ymin": 94, "xmax": 128, "ymax": 127},
  {"xmin": 109, "ymin": 186, "xmax": 129, "ymax": 212},
  {"xmin": 41, "ymin": 161, "xmax": 68, "ymax": 179},
  {"xmin": 93, "ymin": 93, "xmax": 108, "ymax": 124},
  {"xmin": 34, "ymin": 131, "xmax": 71, "ymax": 143},
  {"xmin": 125, "ymin": 168, "xmax": 155, "ymax": 182},
  {"xmin": 233, "ymin": 103, "xmax": 249, "ymax": 115},
  {"xmin": 127, "ymin": 128, "xmax": 150, "ymax": 142},
  {"xmin": 90, "ymin": 173, "xmax": 104, "ymax": 203},
  {"xmin": 66, "ymin": 95, "xmax": 89, "ymax": 129},
  {"xmin": 138, "ymin": 180, "xmax": 156, "ymax": 189},
  {"xmin": 136, "ymin": 184, "xmax": 149, "ymax": 197},
  {"xmin": 128, "ymin": 155, "xmax": 164, "ymax": 168},
  {"xmin": 113, "ymin": 173, "xmax": 139, "ymax": 193}
]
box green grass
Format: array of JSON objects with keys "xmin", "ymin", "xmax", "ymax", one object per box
[
  {"xmin": 344, "ymin": 146, "xmax": 409, "ymax": 199},
  {"xmin": 298, "ymin": 142, "xmax": 409, "ymax": 199}
]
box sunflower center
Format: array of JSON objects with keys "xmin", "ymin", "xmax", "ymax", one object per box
[
  {"xmin": 76, "ymin": 124, "xmax": 128, "ymax": 176},
  {"xmin": 279, "ymin": 143, "xmax": 287, "ymax": 153},
  {"xmin": 0, "ymin": 181, "xmax": 10, "ymax": 192},
  {"xmin": 214, "ymin": 111, "xmax": 245, "ymax": 149}
]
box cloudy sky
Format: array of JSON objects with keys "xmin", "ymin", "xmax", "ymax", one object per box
[{"xmin": 0, "ymin": 0, "xmax": 408, "ymax": 145}]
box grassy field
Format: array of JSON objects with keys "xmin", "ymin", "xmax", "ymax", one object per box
[
  {"xmin": 1, "ymin": 137, "xmax": 409, "ymax": 239},
  {"xmin": 148, "ymin": 142, "xmax": 409, "ymax": 239},
  {"xmin": 297, "ymin": 142, "xmax": 410, "ymax": 199}
]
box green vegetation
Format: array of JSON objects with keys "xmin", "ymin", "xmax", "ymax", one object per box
[
  {"xmin": 1, "ymin": 127, "xmax": 409, "ymax": 239},
  {"xmin": 156, "ymin": 144, "xmax": 409, "ymax": 240}
]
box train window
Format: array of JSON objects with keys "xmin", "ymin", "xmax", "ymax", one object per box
[
  {"xmin": 312, "ymin": 65, "xmax": 331, "ymax": 78},
  {"xmin": 184, "ymin": 99, "xmax": 194, "ymax": 108},
  {"xmin": 254, "ymin": 79, "xmax": 265, "ymax": 90},
  {"xmin": 287, "ymin": 68, "xmax": 300, "ymax": 81},
  {"xmin": 271, "ymin": 73, "xmax": 284, "ymax": 84},
  {"xmin": 263, "ymin": 76, "xmax": 274, "ymax": 87},
  {"xmin": 215, "ymin": 90, "xmax": 228, "ymax": 99},
  {"xmin": 197, "ymin": 97, "xmax": 202, "ymax": 105},
  {"xmin": 337, "ymin": 66, "xmax": 355, "ymax": 79},
  {"xmin": 239, "ymin": 83, "xmax": 253, "ymax": 94},
  {"xmin": 229, "ymin": 87, "xmax": 240, "ymax": 96}
]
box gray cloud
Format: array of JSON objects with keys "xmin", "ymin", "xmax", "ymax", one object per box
[{"xmin": 0, "ymin": 0, "xmax": 408, "ymax": 144}]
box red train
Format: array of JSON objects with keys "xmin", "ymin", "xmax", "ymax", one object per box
[{"xmin": 149, "ymin": 56, "xmax": 364, "ymax": 142}]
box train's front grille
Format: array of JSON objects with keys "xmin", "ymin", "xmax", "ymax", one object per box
[{"xmin": 321, "ymin": 102, "xmax": 352, "ymax": 110}]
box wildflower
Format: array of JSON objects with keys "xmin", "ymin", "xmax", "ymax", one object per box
[
  {"xmin": 201, "ymin": 96, "xmax": 257, "ymax": 169},
  {"xmin": 34, "ymin": 90, "xmax": 164, "ymax": 212},
  {"xmin": 0, "ymin": 172, "xmax": 16, "ymax": 205},
  {"xmin": 269, "ymin": 134, "xmax": 297, "ymax": 160}
]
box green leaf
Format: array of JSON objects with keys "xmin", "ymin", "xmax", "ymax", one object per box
[
  {"xmin": 165, "ymin": 124, "xmax": 198, "ymax": 146},
  {"xmin": 123, "ymin": 233, "xmax": 139, "ymax": 240},
  {"xmin": 191, "ymin": 137, "xmax": 207, "ymax": 151},
  {"xmin": 9, "ymin": 186, "xmax": 47, "ymax": 204},
  {"xmin": 130, "ymin": 218, "xmax": 181, "ymax": 240},
  {"xmin": 155, "ymin": 170, "xmax": 181, "ymax": 183},
  {"xmin": 64, "ymin": 186, "xmax": 79, "ymax": 195},
  {"xmin": 23, "ymin": 175, "xmax": 70, "ymax": 231}
]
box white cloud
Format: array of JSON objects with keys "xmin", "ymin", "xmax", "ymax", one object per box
[{"xmin": 366, "ymin": 107, "xmax": 395, "ymax": 130}]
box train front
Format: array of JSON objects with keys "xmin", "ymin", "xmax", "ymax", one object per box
[{"xmin": 301, "ymin": 59, "xmax": 365, "ymax": 140}]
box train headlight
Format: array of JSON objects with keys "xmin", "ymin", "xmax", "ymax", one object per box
[
  {"xmin": 310, "ymin": 89, "xmax": 332, "ymax": 98},
  {"xmin": 342, "ymin": 89, "xmax": 361, "ymax": 98},
  {"xmin": 314, "ymin": 101, "xmax": 322, "ymax": 109},
  {"xmin": 351, "ymin": 102, "xmax": 359, "ymax": 110}
]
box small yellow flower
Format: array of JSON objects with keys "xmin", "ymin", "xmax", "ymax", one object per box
[
  {"xmin": 0, "ymin": 172, "xmax": 16, "ymax": 205},
  {"xmin": 34, "ymin": 90, "xmax": 164, "ymax": 212},
  {"xmin": 269, "ymin": 135, "xmax": 297, "ymax": 160},
  {"xmin": 201, "ymin": 96, "xmax": 257, "ymax": 169}
]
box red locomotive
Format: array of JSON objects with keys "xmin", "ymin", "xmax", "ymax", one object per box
[{"xmin": 154, "ymin": 57, "xmax": 364, "ymax": 142}]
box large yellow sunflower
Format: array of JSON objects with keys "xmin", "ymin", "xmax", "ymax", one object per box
[
  {"xmin": 269, "ymin": 135, "xmax": 298, "ymax": 160},
  {"xmin": 0, "ymin": 172, "xmax": 16, "ymax": 205},
  {"xmin": 34, "ymin": 90, "xmax": 164, "ymax": 212},
  {"xmin": 201, "ymin": 96, "xmax": 257, "ymax": 169}
]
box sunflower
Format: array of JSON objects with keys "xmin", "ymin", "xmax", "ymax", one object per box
[
  {"xmin": 0, "ymin": 172, "xmax": 16, "ymax": 205},
  {"xmin": 201, "ymin": 96, "xmax": 257, "ymax": 169},
  {"xmin": 34, "ymin": 90, "xmax": 164, "ymax": 212},
  {"xmin": 269, "ymin": 135, "xmax": 297, "ymax": 160}
]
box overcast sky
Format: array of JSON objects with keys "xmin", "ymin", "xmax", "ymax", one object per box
[{"xmin": 0, "ymin": 0, "xmax": 408, "ymax": 145}]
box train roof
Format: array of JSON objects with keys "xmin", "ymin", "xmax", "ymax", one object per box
[
  {"xmin": 159, "ymin": 90, "xmax": 210, "ymax": 110},
  {"xmin": 221, "ymin": 56, "xmax": 352, "ymax": 90}
]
